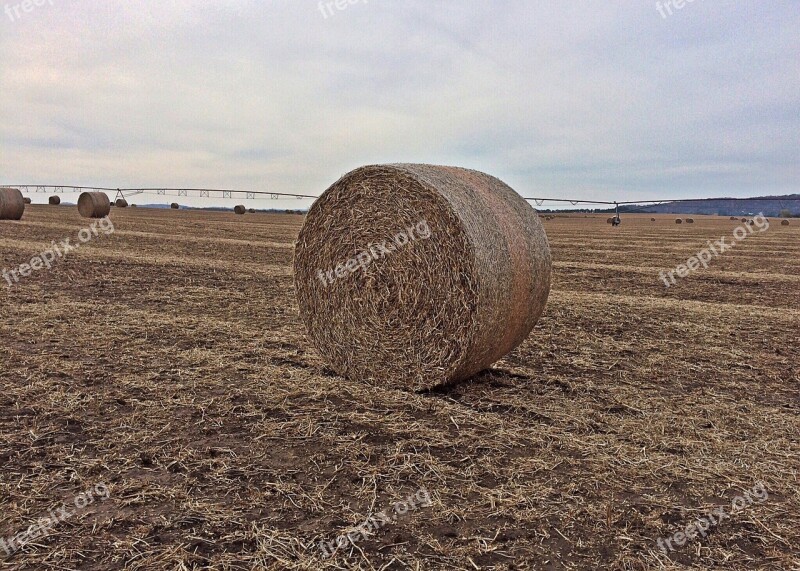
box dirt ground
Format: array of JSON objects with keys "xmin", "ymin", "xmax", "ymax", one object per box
[{"xmin": 1, "ymin": 205, "xmax": 798, "ymax": 570}]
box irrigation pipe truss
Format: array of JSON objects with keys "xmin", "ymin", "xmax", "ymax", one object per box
[{"xmin": 3, "ymin": 185, "xmax": 797, "ymax": 208}]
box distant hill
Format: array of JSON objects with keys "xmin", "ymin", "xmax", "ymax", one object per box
[{"xmin": 621, "ymin": 194, "xmax": 800, "ymax": 217}]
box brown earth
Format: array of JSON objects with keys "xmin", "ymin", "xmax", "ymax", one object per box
[{"xmin": 0, "ymin": 207, "xmax": 798, "ymax": 570}]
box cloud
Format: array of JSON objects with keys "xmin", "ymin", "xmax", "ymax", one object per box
[{"xmin": 1, "ymin": 0, "xmax": 798, "ymax": 208}]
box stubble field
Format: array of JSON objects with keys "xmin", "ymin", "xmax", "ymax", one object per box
[{"xmin": 1, "ymin": 205, "xmax": 798, "ymax": 570}]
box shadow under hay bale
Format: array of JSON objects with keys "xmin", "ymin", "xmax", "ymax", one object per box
[
  {"xmin": 294, "ymin": 163, "xmax": 552, "ymax": 391},
  {"xmin": 49, "ymin": 195, "xmax": 61, "ymax": 205},
  {"xmin": 78, "ymin": 192, "xmax": 111, "ymax": 219},
  {"xmin": 234, "ymin": 205, "xmax": 246, "ymax": 215},
  {"xmin": 0, "ymin": 187, "xmax": 25, "ymax": 220}
]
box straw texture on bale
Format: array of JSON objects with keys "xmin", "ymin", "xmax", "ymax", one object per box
[
  {"xmin": 171, "ymin": 203, "xmax": 180, "ymax": 209},
  {"xmin": 294, "ymin": 163, "xmax": 553, "ymax": 390},
  {"xmin": 49, "ymin": 195, "xmax": 61, "ymax": 205},
  {"xmin": 78, "ymin": 192, "xmax": 111, "ymax": 219},
  {"xmin": 0, "ymin": 188, "xmax": 25, "ymax": 220},
  {"xmin": 116, "ymin": 198, "xmax": 128, "ymax": 208},
  {"xmin": 782, "ymin": 220, "xmax": 790, "ymax": 226},
  {"xmin": 234, "ymin": 205, "xmax": 246, "ymax": 215}
]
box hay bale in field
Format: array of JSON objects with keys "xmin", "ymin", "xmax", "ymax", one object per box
[
  {"xmin": 248, "ymin": 208, "xmax": 256, "ymax": 214},
  {"xmin": 741, "ymin": 218, "xmax": 747, "ymax": 222},
  {"xmin": 115, "ymin": 198, "xmax": 128, "ymax": 208},
  {"xmin": 782, "ymin": 220, "xmax": 790, "ymax": 226},
  {"xmin": 676, "ymin": 218, "xmax": 683, "ymax": 224},
  {"xmin": 607, "ymin": 217, "xmax": 614, "ymax": 224},
  {"xmin": 651, "ymin": 218, "xmax": 656, "ymax": 222},
  {"xmin": 686, "ymin": 218, "xmax": 695, "ymax": 223},
  {"xmin": 294, "ymin": 163, "xmax": 552, "ymax": 390},
  {"xmin": 24, "ymin": 197, "xmax": 31, "ymax": 204},
  {"xmin": 0, "ymin": 187, "xmax": 25, "ymax": 220},
  {"xmin": 170, "ymin": 203, "xmax": 180, "ymax": 210},
  {"xmin": 234, "ymin": 205, "xmax": 246, "ymax": 215},
  {"xmin": 49, "ymin": 195, "xmax": 61, "ymax": 205},
  {"xmin": 78, "ymin": 192, "xmax": 111, "ymax": 219},
  {"xmin": 730, "ymin": 216, "xmax": 737, "ymax": 220}
]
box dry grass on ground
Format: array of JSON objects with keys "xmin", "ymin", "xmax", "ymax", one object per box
[{"xmin": 1, "ymin": 207, "xmax": 798, "ymax": 570}]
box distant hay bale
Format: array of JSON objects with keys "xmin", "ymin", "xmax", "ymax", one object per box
[
  {"xmin": 730, "ymin": 216, "xmax": 737, "ymax": 220},
  {"xmin": 130, "ymin": 204, "xmax": 137, "ymax": 208},
  {"xmin": 248, "ymin": 208, "xmax": 257, "ymax": 214},
  {"xmin": 115, "ymin": 198, "xmax": 128, "ymax": 208},
  {"xmin": 607, "ymin": 217, "xmax": 614, "ymax": 224},
  {"xmin": 741, "ymin": 218, "xmax": 747, "ymax": 222},
  {"xmin": 24, "ymin": 197, "xmax": 31, "ymax": 204},
  {"xmin": 49, "ymin": 195, "xmax": 61, "ymax": 205},
  {"xmin": 234, "ymin": 205, "xmax": 246, "ymax": 215},
  {"xmin": 782, "ymin": 220, "xmax": 790, "ymax": 226},
  {"xmin": 686, "ymin": 218, "xmax": 695, "ymax": 223},
  {"xmin": 170, "ymin": 203, "xmax": 179, "ymax": 210},
  {"xmin": 78, "ymin": 192, "xmax": 111, "ymax": 219},
  {"xmin": 651, "ymin": 218, "xmax": 656, "ymax": 222},
  {"xmin": 294, "ymin": 163, "xmax": 552, "ymax": 390},
  {"xmin": 0, "ymin": 187, "xmax": 25, "ymax": 220},
  {"xmin": 676, "ymin": 218, "xmax": 683, "ymax": 224}
]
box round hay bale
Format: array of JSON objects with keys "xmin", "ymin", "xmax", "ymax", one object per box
[
  {"xmin": 115, "ymin": 198, "xmax": 128, "ymax": 208},
  {"xmin": 234, "ymin": 205, "xmax": 246, "ymax": 215},
  {"xmin": 607, "ymin": 217, "xmax": 614, "ymax": 224},
  {"xmin": 782, "ymin": 220, "xmax": 790, "ymax": 226},
  {"xmin": 248, "ymin": 208, "xmax": 257, "ymax": 214},
  {"xmin": 78, "ymin": 192, "xmax": 111, "ymax": 219},
  {"xmin": 730, "ymin": 216, "xmax": 737, "ymax": 220},
  {"xmin": 741, "ymin": 218, "xmax": 747, "ymax": 223},
  {"xmin": 676, "ymin": 218, "xmax": 683, "ymax": 224},
  {"xmin": 24, "ymin": 197, "xmax": 32, "ymax": 204},
  {"xmin": 686, "ymin": 218, "xmax": 695, "ymax": 223},
  {"xmin": 0, "ymin": 187, "xmax": 25, "ymax": 220},
  {"xmin": 49, "ymin": 195, "xmax": 61, "ymax": 205},
  {"xmin": 170, "ymin": 203, "xmax": 180, "ymax": 210},
  {"xmin": 294, "ymin": 163, "xmax": 552, "ymax": 390},
  {"xmin": 651, "ymin": 218, "xmax": 656, "ymax": 222}
]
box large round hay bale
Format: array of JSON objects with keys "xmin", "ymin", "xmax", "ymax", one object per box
[
  {"xmin": 78, "ymin": 192, "xmax": 111, "ymax": 219},
  {"xmin": 115, "ymin": 198, "xmax": 128, "ymax": 208},
  {"xmin": 170, "ymin": 203, "xmax": 180, "ymax": 210},
  {"xmin": 0, "ymin": 187, "xmax": 25, "ymax": 220},
  {"xmin": 782, "ymin": 220, "xmax": 790, "ymax": 226},
  {"xmin": 294, "ymin": 164, "xmax": 552, "ymax": 390},
  {"xmin": 234, "ymin": 205, "xmax": 246, "ymax": 215},
  {"xmin": 49, "ymin": 195, "xmax": 61, "ymax": 205},
  {"xmin": 676, "ymin": 218, "xmax": 683, "ymax": 224}
]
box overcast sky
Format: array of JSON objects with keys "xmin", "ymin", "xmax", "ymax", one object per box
[{"xmin": 1, "ymin": 1, "xmax": 798, "ymax": 208}]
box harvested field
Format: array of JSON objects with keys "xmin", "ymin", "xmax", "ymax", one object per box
[{"xmin": 0, "ymin": 208, "xmax": 798, "ymax": 570}]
